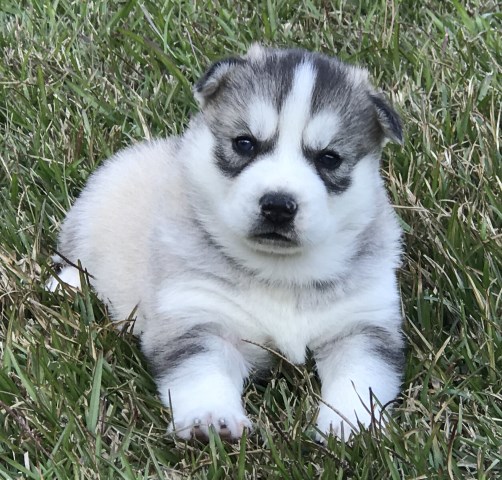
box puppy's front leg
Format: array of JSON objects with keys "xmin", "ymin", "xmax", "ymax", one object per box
[
  {"xmin": 142, "ymin": 322, "xmax": 251, "ymax": 440},
  {"xmin": 313, "ymin": 324, "xmax": 404, "ymax": 442}
]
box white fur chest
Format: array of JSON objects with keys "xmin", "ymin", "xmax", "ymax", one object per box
[
  {"xmin": 234, "ymin": 283, "xmax": 317, "ymax": 364},
  {"xmin": 153, "ymin": 274, "xmax": 392, "ymax": 365}
]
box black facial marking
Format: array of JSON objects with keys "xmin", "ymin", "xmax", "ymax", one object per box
[
  {"xmin": 308, "ymin": 52, "xmax": 393, "ymax": 158},
  {"xmin": 262, "ymin": 49, "xmax": 305, "ymax": 110},
  {"xmin": 200, "ymin": 47, "xmax": 400, "ymax": 194},
  {"xmin": 324, "ymin": 175, "xmax": 351, "ymax": 194},
  {"xmin": 215, "ymin": 143, "xmax": 240, "ymax": 177},
  {"xmin": 303, "ymin": 145, "xmax": 352, "ymax": 194},
  {"xmin": 310, "ymin": 55, "xmax": 350, "ymax": 115},
  {"xmin": 214, "ymin": 134, "xmax": 277, "ymax": 178}
]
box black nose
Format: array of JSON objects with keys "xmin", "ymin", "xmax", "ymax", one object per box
[{"xmin": 259, "ymin": 192, "xmax": 298, "ymax": 225}]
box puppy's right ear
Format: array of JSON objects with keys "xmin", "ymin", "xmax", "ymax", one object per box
[{"xmin": 193, "ymin": 57, "xmax": 245, "ymax": 107}]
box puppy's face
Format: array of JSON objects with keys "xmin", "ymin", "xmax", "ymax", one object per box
[{"xmin": 184, "ymin": 46, "xmax": 402, "ymax": 276}]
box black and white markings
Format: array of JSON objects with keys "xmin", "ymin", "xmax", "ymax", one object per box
[{"xmin": 197, "ymin": 48, "xmax": 401, "ymax": 195}]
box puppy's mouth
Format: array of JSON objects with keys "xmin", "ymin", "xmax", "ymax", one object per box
[
  {"xmin": 247, "ymin": 228, "xmax": 301, "ymax": 253},
  {"xmin": 253, "ymin": 232, "xmax": 293, "ymax": 243}
]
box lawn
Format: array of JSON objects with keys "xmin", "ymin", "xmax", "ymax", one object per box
[{"xmin": 0, "ymin": 0, "xmax": 500, "ymax": 478}]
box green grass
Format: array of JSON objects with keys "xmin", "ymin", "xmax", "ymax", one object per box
[{"xmin": 0, "ymin": 0, "xmax": 500, "ymax": 478}]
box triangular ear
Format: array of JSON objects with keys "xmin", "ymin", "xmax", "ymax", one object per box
[
  {"xmin": 370, "ymin": 93, "xmax": 403, "ymax": 145},
  {"xmin": 193, "ymin": 56, "xmax": 245, "ymax": 107}
]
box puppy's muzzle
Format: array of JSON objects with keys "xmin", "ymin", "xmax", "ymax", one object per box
[{"xmin": 249, "ymin": 192, "xmax": 300, "ymax": 250}]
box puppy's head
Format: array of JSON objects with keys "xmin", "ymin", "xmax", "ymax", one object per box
[{"xmin": 184, "ymin": 45, "xmax": 402, "ymax": 281}]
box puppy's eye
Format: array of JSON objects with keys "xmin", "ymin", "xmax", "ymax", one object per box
[
  {"xmin": 316, "ymin": 150, "xmax": 343, "ymax": 169},
  {"xmin": 233, "ymin": 136, "xmax": 256, "ymax": 155}
]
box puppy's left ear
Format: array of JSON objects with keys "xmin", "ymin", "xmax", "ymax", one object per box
[
  {"xmin": 370, "ymin": 93, "xmax": 403, "ymax": 145},
  {"xmin": 193, "ymin": 57, "xmax": 245, "ymax": 107}
]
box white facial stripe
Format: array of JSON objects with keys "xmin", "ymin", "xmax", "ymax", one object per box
[
  {"xmin": 279, "ymin": 62, "xmax": 316, "ymax": 149},
  {"xmin": 248, "ymin": 99, "xmax": 278, "ymax": 141},
  {"xmin": 304, "ymin": 110, "xmax": 342, "ymax": 151}
]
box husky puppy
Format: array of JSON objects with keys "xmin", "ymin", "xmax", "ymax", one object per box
[{"xmin": 48, "ymin": 45, "xmax": 404, "ymax": 442}]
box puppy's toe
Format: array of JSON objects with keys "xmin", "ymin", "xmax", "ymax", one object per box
[{"xmin": 170, "ymin": 409, "xmax": 252, "ymax": 442}]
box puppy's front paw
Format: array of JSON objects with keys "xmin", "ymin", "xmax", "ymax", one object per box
[
  {"xmin": 160, "ymin": 372, "xmax": 251, "ymax": 441},
  {"xmin": 46, "ymin": 266, "xmax": 82, "ymax": 291},
  {"xmin": 315, "ymin": 402, "xmax": 363, "ymax": 443},
  {"xmin": 169, "ymin": 407, "xmax": 252, "ymax": 441},
  {"xmin": 314, "ymin": 384, "xmax": 386, "ymax": 443}
]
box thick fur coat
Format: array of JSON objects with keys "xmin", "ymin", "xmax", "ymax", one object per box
[{"xmin": 49, "ymin": 45, "xmax": 404, "ymax": 442}]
